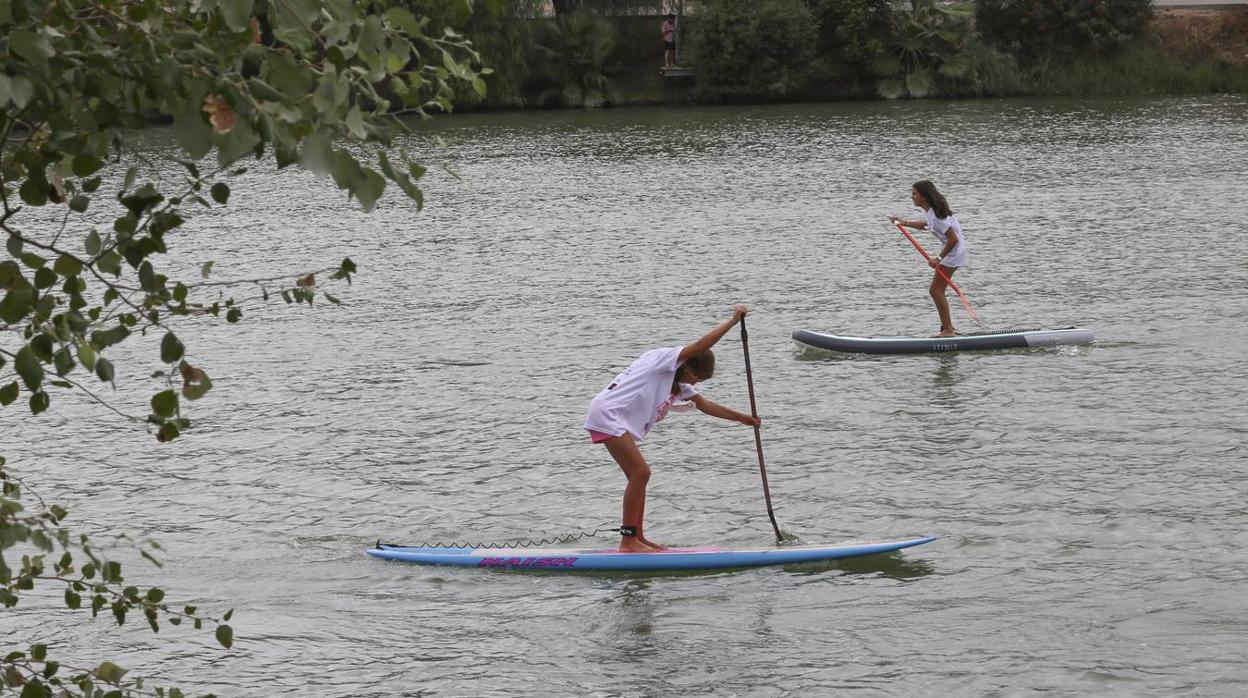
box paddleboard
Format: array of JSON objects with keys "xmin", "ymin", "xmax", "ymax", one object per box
[
  {"xmin": 366, "ymin": 536, "xmax": 935, "ymax": 572},
  {"xmin": 792, "ymin": 327, "xmax": 1094, "ymax": 354}
]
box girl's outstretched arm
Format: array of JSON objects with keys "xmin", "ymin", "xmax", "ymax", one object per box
[
  {"xmin": 691, "ymin": 395, "xmax": 759, "ymax": 426},
  {"xmin": 889, "ymin": 214, "xmax": 927, "ymax": 230},
  {"xmin": 678, "ymin": 305, "xmax": 747, "ymax": 362}
]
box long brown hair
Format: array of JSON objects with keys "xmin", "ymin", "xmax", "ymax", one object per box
[
  {"xmin": 914, "ymin": 180, "xmax": 952, "ymax": 219},
  {"xmin": 673, "ymin": 350, "xmax": 715, "ymax": 394}
]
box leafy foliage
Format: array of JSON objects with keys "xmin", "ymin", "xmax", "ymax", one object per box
[
  {"xmin": 530, "ymin": 11, "xmax": 620, "ymax": 108},
  {"xmin": 873, "ymin": 0, "xmax": 978, "ymax": 98},
  {"xmin": 805, "ymin": 0, "xmax": 892, "ymax": 83},
  {"xmin": 1, "ymin": 0, "xmax": 483, "ymax": 695},
  {"xmin": 976, "ymin": 0, "xmax": 1154, "ymax": 63},
  {"xmin": 406, "ymin": 0, "xmax": 544, "ymax": 108},
  {"xmin": 685, "ymin": 0, "xmax": 818, "ymax": 101}
]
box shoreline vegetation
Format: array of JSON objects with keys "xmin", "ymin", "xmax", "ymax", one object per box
[{"xmin": 445, "ymin": 1, "xmax": 1248, "ymax": 112}]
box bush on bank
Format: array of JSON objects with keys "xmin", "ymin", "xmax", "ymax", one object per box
[
  {"xmin": 452, "ymin": 0, "xmax": 1246, "ymax": 108},
  {"xmin": 682, "ymin": 0, "xmax": 818, "ymax": 101}
]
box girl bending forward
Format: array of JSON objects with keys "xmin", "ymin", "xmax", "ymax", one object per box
[
  {"xmin": 890, "ymin": 180, "xmax": 970, "ymax": 337},
  {"xmin": 585, "ymin": 305, "xmax": 760, "ymax": 552}
]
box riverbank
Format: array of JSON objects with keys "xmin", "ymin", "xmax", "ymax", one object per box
[{"xmin": 465, "ymin": 5, "xmax": 1248, "ymax": 111}]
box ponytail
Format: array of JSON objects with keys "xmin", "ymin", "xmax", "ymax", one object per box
[{"xmin": 914, "ymin": 180, "xmax": 952, "ymax": 219}]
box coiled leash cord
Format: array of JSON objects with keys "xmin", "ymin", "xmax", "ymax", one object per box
[{"xmin": 376, "ymin": 524, "xmax": 620, "ymax": 550}]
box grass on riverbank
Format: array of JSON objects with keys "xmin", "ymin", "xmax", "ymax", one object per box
[{"xmin": 1033, "ymin": 8, "xmax": 1248, "ymax": 96}]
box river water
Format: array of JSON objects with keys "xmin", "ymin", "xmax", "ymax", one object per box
[{"xmin": 5, "ymin": 95, "xmax": 1247, "ymax": 696}]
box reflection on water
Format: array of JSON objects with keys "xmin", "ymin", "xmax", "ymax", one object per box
[{"xmin": 817, "ymin": 550, "xmax": 937, "ymax": 580}]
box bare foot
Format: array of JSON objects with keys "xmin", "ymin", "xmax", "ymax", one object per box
[
  {"xmin": 638, "ymin": 537, "xmax": 666, "ymax": 551},
  {"xmin": 618, "ymin": 538, "xmax": 651, "ymax": 553},
  {"xmin": 931, "ymin": 330, "xmax": 957, "ymax": 338}
]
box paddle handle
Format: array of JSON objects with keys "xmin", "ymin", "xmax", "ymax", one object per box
[
  {"xmin": 891, "ymin": 220, "xmax": 982, "ymax": 325},
  {"xmin": 740, "ymin": 316, "xmax": 783, "ymax": 543}
]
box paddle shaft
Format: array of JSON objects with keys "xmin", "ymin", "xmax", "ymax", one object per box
[
  {"xmin": 891, "ymin": 220, "xmax": 982, "ymax": 325},
  {"xmin": 739, "ymin": 316, "xmax": 783, "ymax": 543}
]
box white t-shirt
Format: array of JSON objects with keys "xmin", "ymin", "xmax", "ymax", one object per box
[
  {"xmin": 585, "ymin": 346, "xmax": 700, "ymax": 441},
  {"xmin": 924, "ymin": 208, "xmax": 968, "ymax": 268}
]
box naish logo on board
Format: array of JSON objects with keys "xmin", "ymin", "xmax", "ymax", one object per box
[{"xmin": 478, "ymin": 556, "xmax": 578, "ymax": 568}]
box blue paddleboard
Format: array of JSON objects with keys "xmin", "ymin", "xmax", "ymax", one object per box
[{"xmin": 366, "ymin": 536, "xmax": 936, "ymax": 572}]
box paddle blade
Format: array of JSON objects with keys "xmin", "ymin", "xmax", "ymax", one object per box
[{"xmin": 955, "ymin": 287, "xmax": 982, "ymax": 325}]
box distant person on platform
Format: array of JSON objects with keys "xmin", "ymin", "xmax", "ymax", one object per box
[{"xmin": 661, "ymin": 14, "xmax": 677, "ymax": 69}]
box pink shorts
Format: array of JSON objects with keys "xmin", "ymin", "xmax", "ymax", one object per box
[{"xmin": 588, "ymin": 429, "xmax": 617, "ymax": 444}]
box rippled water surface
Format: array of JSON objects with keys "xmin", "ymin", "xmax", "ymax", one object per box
[{"xmin": 6, "ymin": 95, "xmax": 1248, "ymax": 696}]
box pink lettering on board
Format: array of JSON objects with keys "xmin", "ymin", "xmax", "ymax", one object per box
[{"xmin": 478, "ymin": 557, "xmax": 578, "ymax": 568}]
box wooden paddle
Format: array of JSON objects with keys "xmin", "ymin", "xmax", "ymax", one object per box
[
  {"xmin": 739, "ymin": 316, "xmax": 783, "ymax": 544},
  {"xmin": 890, "ymin": 219, "xmax": 982, "ymax": 325}
]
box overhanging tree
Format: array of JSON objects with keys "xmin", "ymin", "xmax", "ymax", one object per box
[{"xmin": 1, "ymin": 1, "xmax": 483, "ymax": 695}]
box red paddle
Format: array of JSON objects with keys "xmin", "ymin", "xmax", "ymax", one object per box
[
  {"xmin": 739, "ymin": 316, "xmax": 783, "ymax": 544},
  {"xmin": 890, "ymin": 219, "xmax": 982, "ymax": 325}
]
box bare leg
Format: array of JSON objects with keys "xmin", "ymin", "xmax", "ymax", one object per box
[
  {"xmin": 929, "ymin": 266, "xmax": 958, "ymax": 337},
  {"xmin": 603, "ymin": 434, "xmax": 664, "ymax": 551},
  {"xmin": 665, "ymin": 48, "xmax": 674, "ymax": 68}
]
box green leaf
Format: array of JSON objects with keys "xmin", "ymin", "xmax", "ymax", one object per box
[
  {"xmin": 0, "ymin": 258, "xmax": 21, "ymax": 285},
  {"xmin": 354, "ymin": 167, "xmax": 386, "ymax": 212},
  {"xmin": 85, "ymin": 230, "xmax": 102, "ymax": 256},
  {"xmin": 98, "ymin": 250, "xmax": 123, "ymax": 276},
  {"xmin": 345, "ymin": 105, "xmax": 367, "ymax": 140},
  {"xmin": 219, "ymin": 0, "xmax": 255, "ymax": 32},
  {"xmin": 30, "ymin": 333, "xmax": 54, "ymax": 361},
  {"xmin": 34, "ymin": 266, "xmax": 57, "ymax": 288},
  {"xmin": 68, "ymin": 194, "xmax": 90, "ymax": 212},
  {"xmin": 151, "ymin": 389, "xmax": 178, "ymax": 417},
  {"xmin": 92, "ymin": 325, "xmax": 130, "ymax": 349},
  {"xmin": 0, "ymin": 287, "xmax": 34, "ymax": 323},
  {"xmin": 29, "ymin": 390, "xmax": 49, "ymax": 414},
  {"xmin": 77, "ymin": 342, "xmax": 97, "ymax": 371},
  {"xmin": 95, "ymin": 357, "xmax": 114, "ymax": 383},
  {"xmin": 146, "ymin": 588, "xmax": 166, "ymax": 603},
  {"xmin": 215, "ymin": 118, "xmax": 260, "ymax": 167},
  {"xmin": 160, "ymin": 332, "xmax": 185, "ymax": 363},
  {"xmin": 180, "ymin": 364, "xmax": 213, "ymax": 400},
  {"xmin": 95, "ymin": 661, "xmax": 128, "ymax": 683},
  {"xmin": 174, "ymin": 100, "xmax": 213, "ymax": 161},
  {"xmin": 9, "ymin": 29, "xmax": 55, "ymax": 63},
  {"xmin": 19, "ymin": 171, "xmax": 49, "ymax": 206},
  {"xmin": 53, "ymin": 347, "xmax": 74, "ymax": 376},
  {"xmin": 53, "ymin": 254, "xmax": 83, "ymax": 277},
  {"xmin": 0, "ymin": 382, "xmax": 18, "ymax": 406},
  {"xmin": 14, "ymin": 346, "xmax": 43, "ymax": 391},
  {"xmin": 246, "ymin": 77, "xmax": 285, "ymax": 102},
  {"xmin": 201, "ymin": 260, "xmax": 216, "ymax": 279},
  {"xmin": 73, "ymin": 153, "xmax": 105, "ymax": 177},
  {"xmin": 1, "ymin": 74, "xmax": 32, "ymax": 108},
  {"xmin": 216, "ymin": 624, "xmax": 234, "ymax": 649},
  {"xmin": 210, "ymin": 182, "xmax": 230, "ymax": 204}
]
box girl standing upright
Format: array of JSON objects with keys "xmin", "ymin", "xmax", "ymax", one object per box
[
  {"xmin": 890, "ymin": 180, "xmax": 969, "ymax": 337},
  {"xmin": 585, "ymin": 306, "xmax": 760, "ymax": 552}
]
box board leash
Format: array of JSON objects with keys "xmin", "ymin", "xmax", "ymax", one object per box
[{"xmin": 376, "ymin": 525, "xmax": 619, "ymax": 550}]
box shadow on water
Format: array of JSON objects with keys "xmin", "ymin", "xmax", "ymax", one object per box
[{"xmin": 784, "ymin": 550, "xmax": 936, "ymax": 580}]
